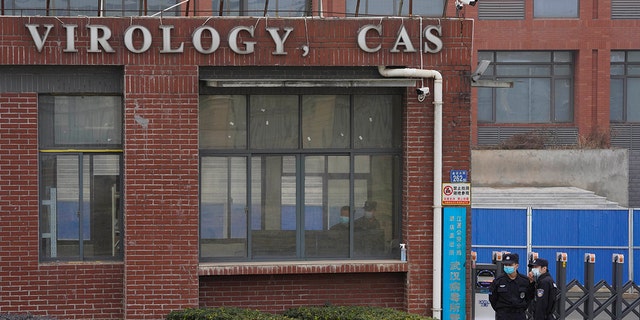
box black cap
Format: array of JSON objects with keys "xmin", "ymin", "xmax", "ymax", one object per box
[
  {"xmin": 364, "ymin": 201, "xmax": 377, "ymax": 211},
  {"xmin": 528, "ymin": 258, "xmax": 548, "ymax": 268},
  {"xmin": 502, "ymin": 253, "xmax": 519, "ymax": 264}
]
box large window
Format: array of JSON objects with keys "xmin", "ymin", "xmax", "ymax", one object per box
[
  {"xmin": 39, "ymin": 95, "xmax": 123, "ymax": 261},
  {"xmin": 477, "ymin": 51, "xmax": 574, "ymax": 124},
  {"xmin": 199, "ymin": 93, "xmax": 402, "ymax": 261},
  {"xmin": 534, "ymin": 0, "xmax": 578, "ymax": 18},
  {"xmin": 611, "ymin": 51, "xmax": 640, "ymax": 122}
]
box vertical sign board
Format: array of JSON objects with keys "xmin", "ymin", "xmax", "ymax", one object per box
[{"xmin": 443, "ymin": 207, "xmax": 466, "ymax": 320}]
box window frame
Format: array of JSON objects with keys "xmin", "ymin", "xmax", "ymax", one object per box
[
  {"xmin": 38, "ymin": 94, "xmax": 124, "ymax": 262},
  {"xmin": 198, "ymin": 89, "xmax": 403, "ymax": 262},
  {"xmin": 477, "ymin": 51, "xmax": 575, "ymax": 124},
  {"xmin": 610, "ymin": 51, "xmax": 640, "ymax": 123}
]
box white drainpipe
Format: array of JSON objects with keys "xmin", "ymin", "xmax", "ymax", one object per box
[{"xmin": 377, "ymin": 66, "xmax": 443, "ymax": 320}]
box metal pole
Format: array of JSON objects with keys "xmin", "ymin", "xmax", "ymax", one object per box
[
  {"xmin": 556, "ymin": 252, "xmax": 567, "ymax": 320},
  {"xmin": 612, "ymin": 254, "xmax": 624, "ymax": 319},
  {"xmin": 584, "ymin": 253, "xmax": 595, "ymax": 320}
]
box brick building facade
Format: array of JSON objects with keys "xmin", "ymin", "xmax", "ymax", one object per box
[{"xmin": 0, "ymin": 8, "xmax": 472, "ymax": 320}]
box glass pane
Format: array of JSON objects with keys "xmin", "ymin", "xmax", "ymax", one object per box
[
  {"xmin": 478, "ymin": 52, "xmax": 494, "ymax": 62},
  {"xmin": 147, "ymin": 0, "xmax": 180, "ymax": 16},
  {"xmin": 86, "ymin": 155, "xmax": 121, "ymax": 257},
  {"xmin": 302, "ymin": 95, "xmax": 350, "ymax": 149},
  {"xmin": 477, "ymin": 88, "xmax": 494, "ymax": 122},
  {"xmin": 554, "ymin": 79, "xmax": 573, "ymax": 122},
  {"xmin": 201, "ymin": 157, "xmax": 247, "ymax": 258},
  {"xmin": 346, "ymin": 0, "xmax": 409, "ymax": 16},
  {"xmin": 39, "ymin": 95, "xmax": 122, "ymax": 147},
  {"xmin": 305, "ymin": 156, "xmax": 350, "ymax": 258},
  {"xmin": 554, "ymin": 52, "xmax": 573, "ymax": 63},
  {"xmin": 7, "ymin": 0, "xmax": 46, "ymax": 15},
  {"xmin": 353, "ymin": 155, "xmax": 397, "ymax": 258},
  {"xmin": 104, "ymin": 0, "xmax": 140, "ymax": 16},
  {"xmin": 353, "ymin": 95, "xmax": 401, "ymax": 148},
  {"xmin": 496, "ymin": 51, "xmax": 551, "ymax": 63},
  {"xmin": 628, "ymin": 66, "xmax": 640, "ymax": 76},
  {"xmin": 610, "ymin": 78, "xmax": 624, "ymax": 122},
  {"xmin": 628, "ymin": 52, "xmax": 640, "ymax": 62},
  {"xmin": 611, "ymin": 65, "xmax": 625, "ymax": 76},
  {"xmin": 200, "ymin": 95, "xmax": 247, "ymax": 149},
  {"xmin": 611, "ymin": 51, "xmax": 626, "ymax": 63},
  {"xmin": 554, "ymin": 65, "xmax": 572, "ymax": 76},
  {"xmin": 496, "ymin": 78, "xmax": 551, "ymax": 123},
  {"xmin": 534, "ymin": 0, "xmax": 578, "ymax": 18},
  {"xmin": 250, "ymin": 95, "xmax": 299, "ymax": 149},
  {"xmin": 251, "ymin": 156, "xmax": 297, "ymax": 258},
  {"xmin": 245, "ymin": 0, "xmax": 308, "ymax": 16},
  {"xmin": 412, "ymin": 1, "xmax": 445, "ymax": 17},
  {"xmin": 496, "ymin": 65, "xmax": 550, "ymax": 77},
  {"xmin": 627, "ymin": 78, "xmax": 640, "ymax": 122}
]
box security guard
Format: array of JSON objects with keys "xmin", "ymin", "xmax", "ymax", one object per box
[
  {"xmin": 528, "ymin": 258, "xmax": 558, "ymax": 320},
  {"xmin": 489, "ymin": 253, "xmax": 535, "ymax": 320}
]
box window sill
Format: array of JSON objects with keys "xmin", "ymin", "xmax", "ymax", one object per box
[{"xmin": 198, "ymin": 260, "xmax": 408, "ymax": 276}]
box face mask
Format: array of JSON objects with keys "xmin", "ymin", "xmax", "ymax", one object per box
[
  {"xmin": 364, "ymin": 211, "xmax": 373, "ymax": 219},
  {"xmin": 503, "ymin": 266, "xmax": 515, "ymax": 274},
  {"xmin": 340, "ymin": 216, "xmax": 349, "ymax": 224},
  {"xmin": 532, "ymin": 267, "xmax": 541, "ymax": 277}
]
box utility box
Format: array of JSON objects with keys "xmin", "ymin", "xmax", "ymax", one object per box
[{"xmin": 472, "ymin": 263, "xmax": 497, "ymax": 320}]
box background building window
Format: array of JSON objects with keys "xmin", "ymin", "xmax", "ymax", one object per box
[
  {"xmin": 199, "ymin": 93, "xmax": 401, "ymax": 261},
  {"xmin": 39, "ymin": 95, "xmax": 123, "ymax": 261},
  {"xmin": 212, "ymin": 0, "xmax": 311, "ymax": 16},
  {"xmin": 534, "ymin": 0, "xmax": 579, "ymax": 18},
  {"xmin": 345, "ymin": 0, "xmax": 444, "ymax": 17},
  {"xmin": 477, "ymin": 51, "xmax": 574, "ymax": 124},
  {"xmin": 610, "ymin": 51, "xmax": 640, "ymax": 122}
]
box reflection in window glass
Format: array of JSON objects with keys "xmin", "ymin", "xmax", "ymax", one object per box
[
  {"xmin": 199, "ymin": 95, "xmax": 247, "ymax": 149},
  {"xmin": 200, "ymin": 157, "xmax": 247, "ymax": 259},
  {"xmin": 250, "ymin": 95, "xmax": 299, "ymax": 149},
  {"xmin": 302, "ymin": 95, "xmax": 350, "ymax": 149},
  {"xmin": 534, "ymin": 0, "xmax": 578, "ymax": 18},
  {"xmin": 39, "ymin": 96, "xmax": 122, "ymax": 147},
  {"xmin": 354, "ymin": 95, "xmax": 401, "ymax": 148}
]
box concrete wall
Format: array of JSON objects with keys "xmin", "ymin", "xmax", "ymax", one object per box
[{"xmin": 471, "ymin": 149, "xmax": 629, "ymax": 207}]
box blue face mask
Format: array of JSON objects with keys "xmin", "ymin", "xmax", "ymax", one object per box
[
  {"xmin": 340, "ymin": 216, "xmax": 349, "ymax": 224},
  {"xmin": 503, "ymin": 265, "xmax": 515, "ymax": 274}
]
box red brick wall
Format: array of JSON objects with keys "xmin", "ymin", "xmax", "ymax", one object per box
[
  {"xmin": 0, "ymin": 93, "xmax": 125, "ymax": 319},
  {"xmin": 199, "ymin": 273, "xmax": 405, "ymax": 313},
  {"xmin": 0, "ymin": 16, "xmax": 473, "ymax": 319}
]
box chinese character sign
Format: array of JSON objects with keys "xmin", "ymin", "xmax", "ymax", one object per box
[{"xmin": 443, "ymin": 207, "xmax": 466, "ymax": 320}]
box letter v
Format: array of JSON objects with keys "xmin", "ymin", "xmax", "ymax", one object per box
[{"xmin": 26, "ymin": 24, "xmax": 53, "ymax": 53}]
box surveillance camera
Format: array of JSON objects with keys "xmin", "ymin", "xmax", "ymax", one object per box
[
  {"xmin": 455, "ymin": 0, "xmax": 477, "ymax": 9},
  {"xmin": 416, "ymin": 87, "xmax": 430, "ymax": 96},
  {"xmin": 459, "ymin": 0, "xmax": 477, "ymax": 6}
]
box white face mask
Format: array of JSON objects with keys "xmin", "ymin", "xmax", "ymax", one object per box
[{"xmin": 532, "ymin": 267, "xmax": 541, "ymax": 277}]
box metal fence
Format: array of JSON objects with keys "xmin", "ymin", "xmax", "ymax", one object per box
[{"xmin": 472, "ymin": 208, "xmax": 640, "ymax": 319}]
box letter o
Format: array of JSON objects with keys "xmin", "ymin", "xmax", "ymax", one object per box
[
  {"xmin": 124, "ymin": 25, "xmax": 152, "ymax": 54},
  {"xmin": 193, "ymin": 26, "xmax": 221, "ymax": 54}
]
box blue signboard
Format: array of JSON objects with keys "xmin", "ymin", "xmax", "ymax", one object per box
[
  {"xmin": 443, "ymin": 207, "xmax": 467, "ymax": 320},
  {"xmin": 450, "ymin": 170, "xmax": 468, "ymax": 183}
]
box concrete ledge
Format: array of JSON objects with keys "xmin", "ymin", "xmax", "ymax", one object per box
[{"xmin": 198, "ymin": 260, "xmax": 408, "ymax": 276}]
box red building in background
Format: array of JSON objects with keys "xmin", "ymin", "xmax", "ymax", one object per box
[{"xmin": 0, "ymin": 1, "xmax": 473, "ymax": 319}]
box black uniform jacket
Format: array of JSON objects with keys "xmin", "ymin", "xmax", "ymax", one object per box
[
  {"xmin": 489, "ymin": 272, "xmax": 535, "ymax": 319},
  {"xmin": 531, "ymin": 272, "xmax": 559, "ymax": 320}
]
